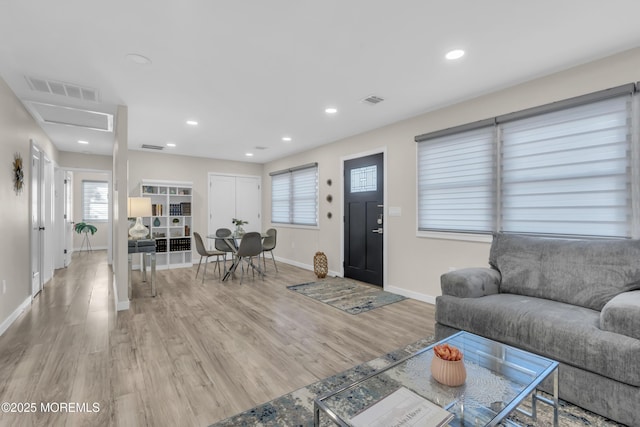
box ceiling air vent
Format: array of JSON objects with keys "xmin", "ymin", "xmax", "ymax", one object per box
[
  {"xmin": 141, "ymin": 144, "xmax": 164, "ymax": 150},
  {"xmin": 361, "ymin": 95, "xmax": 385, "ymax": 105},
  {"xmin": 25, "ymin": 75, "xmax": 99, "ymax": 102}
]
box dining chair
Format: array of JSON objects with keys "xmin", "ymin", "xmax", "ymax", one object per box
[
  {"xmin": 194, "ymin": 232, "xmax": 226, "ymax": 282},
  {"xmin": 261, "ymin": 228, "xmax": 278, "ymax": 272},
  {"xmin": 235, "ymin": 232, "xmax": 264, "ymax": 284},
  {"xmin": 215, "ymin": 227, "xmax": 236, "ymax": 252}
]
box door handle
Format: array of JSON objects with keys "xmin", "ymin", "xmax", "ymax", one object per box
[
  {"xmin": 371, "ymin": 228, "xmax": 383, "ymax": 234},
  {"xmin": 39, "ymin": 227, "xmax": 45, "ymax": 231}
]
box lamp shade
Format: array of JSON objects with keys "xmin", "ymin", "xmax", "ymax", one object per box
[{"xmin": 128, "ymin": 197, "xmax": 152, "ymax": 218}]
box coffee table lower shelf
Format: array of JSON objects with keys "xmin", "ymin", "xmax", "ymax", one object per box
[{"xmin": 314, "ymin": 331, "xmax": 558, "ymax": 427}]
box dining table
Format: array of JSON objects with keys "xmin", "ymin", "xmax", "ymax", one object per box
[{"xmin": 207, "ymin": 232, "xmax": 268, "ymax": 281}]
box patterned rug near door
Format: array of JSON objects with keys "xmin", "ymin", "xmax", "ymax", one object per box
[
  {"xmin": 286, "ymin": 276, "xmax": 406, "ymax": 315},
  {"xmin": 210, "ymin": 336, "xmax": 622, "ymax": 427}
]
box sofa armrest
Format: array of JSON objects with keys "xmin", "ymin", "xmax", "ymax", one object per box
[
  {"xmin": 440, "ymin": 267, "xmax": 501, "ymax": 298},
  {"xmin": 600, "ymin": 290, "xmax": 640, "ymax": 340}
]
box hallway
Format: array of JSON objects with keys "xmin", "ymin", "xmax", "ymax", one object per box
[{"xmin": 0, "ymin": 250, "xmax": 112, "ymax": 426}]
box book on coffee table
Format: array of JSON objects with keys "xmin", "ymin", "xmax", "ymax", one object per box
[{"xmin": 350, "ymin": 386, "xmax": 454, "ymax": 427}]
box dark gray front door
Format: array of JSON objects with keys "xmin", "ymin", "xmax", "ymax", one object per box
[{"xmin": 343, "ymin": 153, "xmax": 384, "ymax": 286}]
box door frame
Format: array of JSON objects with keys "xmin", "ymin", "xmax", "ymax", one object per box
[
  {"xmin": 42, "ymin": 153, "xmax": 54, "ymax": 284},
  {"xmin": 30, "ymin": 142, "xmax": 43, "ymax": 297},
  {"xmin": 340, "ymin": 147, "xmax": 388, "ymax": 288},
  {"xmin": 59, "ymin": 167, "xmax": 113, "ymax": 264}
]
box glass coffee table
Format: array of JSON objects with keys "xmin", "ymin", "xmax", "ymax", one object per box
[{"xmin": 314, "ymin": 331, "xmax": 559, "ymax": 427}]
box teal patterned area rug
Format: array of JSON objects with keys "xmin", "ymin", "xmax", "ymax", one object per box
[
  {"xmin": 286, "ymin": 277, "xmax": 406, "ymax": 315},
  {"xmin": 211, "ymin": 336, "xmax": 622, "ymax": 427}
]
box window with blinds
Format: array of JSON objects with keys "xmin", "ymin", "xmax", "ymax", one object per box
[
  {"xmin": 500, "ymin": 97, "xmax": 631, "ymax": 237},
  {"xmin": 416, "ymin": 84, "xmax": 636, "ymax": 239},
  {"xmin": 417, "ymin": 127, "xmax": 495, "ymax": 233},
  {"xmin": 271, "ymin": 164, "xmax": 318, "ymax": 226},
  {"xmin": 82, "ymin": 180, "xmax": 108, "ymax": 222}
]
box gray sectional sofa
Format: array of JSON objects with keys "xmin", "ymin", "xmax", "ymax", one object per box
[{"xmin": 435, "ymin": 233, "xmax": 640, "ymax": 426}]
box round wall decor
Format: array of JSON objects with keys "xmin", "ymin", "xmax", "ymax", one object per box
[{"xmin": 12, "ymin": 153, "xmax": 24, "ymax": 195}]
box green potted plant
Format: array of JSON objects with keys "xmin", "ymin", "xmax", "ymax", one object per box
[
  {"xmin": 74, "ymin": 222, "xmax": 97, "ymax": 252},
  {"xmin": 74, "ymin": 222, "xmax": 97, "ymax": 235},
  {"xmin": 232, "ymin": 218, "xmax": 248, "ymax": 235}
]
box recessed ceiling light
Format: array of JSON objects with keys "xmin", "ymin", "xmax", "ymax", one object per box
[
  {"xmin": 126, "ymin": 53, "xmax": 152, "ymax": 65},
  {"xmin": 445, "ymin": 49, "xmax": 465, "ymax": 60},
  {"xmin": 186, "ymin": 120, "xmax": 198, "ymax": 126},
  {"xmin": 166, "ymin": 143, "xmax": 176, "ymax": 147},
  {"xmin": 245, "ymin": 152, "xmax": 254, "ymax": 157},
  {"xmin": 325, "ymin": 107, "xmax": 338, "ymax": 114},
  {"xmin": 78, "ymin": 140, "xmax": 89, "ymax": 144},
  {"xmin": 282, "ymin": 136, "xmax": 292, "ymax": 142}
]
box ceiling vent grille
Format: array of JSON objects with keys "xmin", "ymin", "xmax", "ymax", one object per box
[
  {"xmin": 361, "ymin": 95, "xmax": 385, "ymax": 105},
  {"xmin": 25, "ymin": 75, "xmax": 99, "ymax": 102},
  {"xmin": 141, "ymin": 144, "xmax": 164, "ymax": 150}
]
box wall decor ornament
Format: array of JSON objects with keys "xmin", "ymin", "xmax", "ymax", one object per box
[{"xmin": 12, "ymin": 152, "xmax": 24, "ymax": 194}]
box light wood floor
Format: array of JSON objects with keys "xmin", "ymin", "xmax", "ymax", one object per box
[{"xmin": 0, "ymin": 250, "xmax": 435, "ymax": 427}]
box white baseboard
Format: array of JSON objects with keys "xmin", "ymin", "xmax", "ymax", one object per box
[
  {"xmin": 385, "ymin": 284, "xmax": 436, "ymax": 305},
  {"xmin": 0, "ymin": 296, "xmax": 31, "ymax": 337},
  {"xmin": 74, "ymin": 246, "xmax": 107, "ymax": 251},
  {"xmin": 274, "ymin": 256, "xmax": 342, "ymax": 278},
  {"xmin": 275, "ymin": 257, "xmax": 434, "ymax": 303},
  {"xmin": 113, "ymin": 272, "xmax": 130, "ymax": 311},
  {"xmin": 117, "ymin": 299, "xmax": 130, "ymax": 311}
]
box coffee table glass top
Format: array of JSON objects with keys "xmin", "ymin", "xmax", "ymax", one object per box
[{"xmin": 315, "ymin": 331, "xmax": 558, "ymax": 427}]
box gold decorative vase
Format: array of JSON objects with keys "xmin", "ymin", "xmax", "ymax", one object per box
[{"xmin": 314, "ymin": 252, "xmax": 328, "ymax": 278}]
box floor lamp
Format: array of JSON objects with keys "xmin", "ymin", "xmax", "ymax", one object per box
[{"xmin": 128, "ymin": 197, "xmax": 152, "ymax": 239}]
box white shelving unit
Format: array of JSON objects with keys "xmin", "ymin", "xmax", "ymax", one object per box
[{"xmin": 140, "ymin": 179, "xmax": 193, "ymax": 270}]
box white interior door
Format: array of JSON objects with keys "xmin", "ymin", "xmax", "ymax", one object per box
[
  {"xmin": 208, "ymin": 174, "xmax": 262, "ymax": 244},
  {"xmin": 209, "ymin": 175, "xmax": 237, "ymax": 246},
  {"xmin": 64, "ymin": 171, "xmax": 74, "ymax": 266},
  {"xmin": 42, "ymin": 155, "xmax": 54, "ymax": 283},
  {"xmin": 235, "ymin": 176, "xmax": 261, "ymax": 233},
  {"xmin": 30, "ymin": 144, "xmax": 43, "ymax": 297}
]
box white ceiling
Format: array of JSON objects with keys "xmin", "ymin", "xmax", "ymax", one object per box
[{"xmin": 2, "ymin": 1, "xmax": 640, "ymax": 163}]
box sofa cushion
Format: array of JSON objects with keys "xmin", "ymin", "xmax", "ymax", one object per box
[
  {"xmin": 489, "ymin": 233, "xmax": 640, "ymax": 311},
  {"xmin": 600, "ymin": 290, "xmax": 640, "ymax": 341},
  {"xmin": 436, "ymin": 293, "xmax": 640, "ymax": 386},
  {"xmin": 440, "ymin": 268, "xmax": 501, "ymax": 298}
]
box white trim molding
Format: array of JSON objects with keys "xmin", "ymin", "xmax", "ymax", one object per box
[
  {"xmin": 0, "ymin": 297, "xmax": 31, "ymax": 337},
  {"xmin": 113, "ymin": 272, "xmax": 130, "ymax": 311},
  {"xmin": 275, "ymin": 256, "xmax": 342, "ymax": 279},
  {"xmin": 385, "ymin": 284, "xmax": 436, "ymax": 306}
]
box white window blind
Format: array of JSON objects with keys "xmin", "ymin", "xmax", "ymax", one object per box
[
  {"xmin": 271, "ymin": 164, "xmax": 318, "ymax": 226},
  {"xmin": 82, "ymin": 180, "xmax": 108, "ymax": 222},
  {"xmin": 417, "ymin": 127, "xmax": 495, "ymax": 233},
  {"xmin": 500, "ymin": 96, "xmax": 631, "ymax": 237}
]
